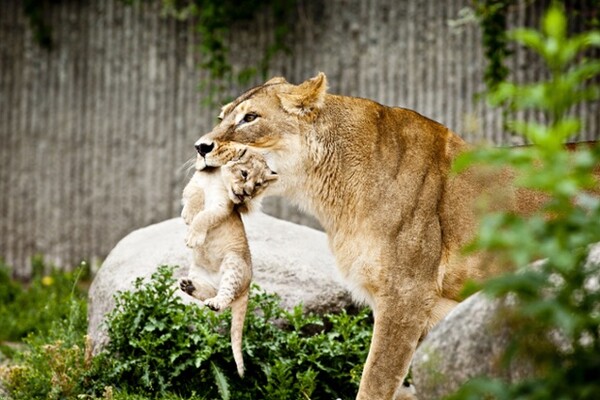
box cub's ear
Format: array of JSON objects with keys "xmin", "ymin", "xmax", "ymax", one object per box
[
  {"xmin": 265, "ymin": 170, "xmax": 279, "ymax": 182},
  {"xmin": 278, "ymin": 72, "xmax": 328, "ymax": 118}
]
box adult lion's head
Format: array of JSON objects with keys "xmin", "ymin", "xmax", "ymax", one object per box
[{"xmin": 194, "ymin": 73, "xmax": 328, "ymax": 186}]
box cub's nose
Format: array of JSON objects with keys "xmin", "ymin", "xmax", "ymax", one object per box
[{"xmin": 195, "ymin": 142, "xmax": 214, "ymax": 157}]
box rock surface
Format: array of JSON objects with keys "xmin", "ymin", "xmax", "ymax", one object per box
[
  {"xmin": 87, "ymin": 212, "xmax": 352, "ymax": 352},
  {"xmin": 411, "ymin": 244, "xmax": 600, "ymax": 399},
  {"xmin": 410, "ymin": 293, "xmax": 522, "ymax": 399}
]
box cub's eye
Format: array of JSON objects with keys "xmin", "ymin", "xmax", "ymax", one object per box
[
  {"xmin": 255, "ymin": 182, "xmax": 262, "ymax": 188},
  {"xmin": 242, "ymin": 113, "xmax": 258, "ymax": 123},
  {"xmin": 241, "ymin": 170, "xmax": 248, "ymax": 180}
]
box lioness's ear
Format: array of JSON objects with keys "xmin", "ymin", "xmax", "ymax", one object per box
[
  {"xmin": 278, "ymin": 72, "xmax": 328, "ymax": 118},
  {"xmin": 265, "ymin": 76, "xmax": 288, "ymax": 85}
]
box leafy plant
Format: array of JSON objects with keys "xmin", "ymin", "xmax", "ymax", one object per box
[
  {"xmin": 92, "ymin": 265, "xmax": 372, "ymax": 399},
  {"xmin": 449, "ymin": 4, "xmax": 600, "ymax": 399},
  {"xmin": 22, "ymin": 0, "xmax": 53, "ymax": 49},
  {"xmin": 474, "ymin": 0, "xmax": 600, "ymax": 93},
  {"xmin": 473, "ymin": 0, "xmax": 515, "ymax": 91}
]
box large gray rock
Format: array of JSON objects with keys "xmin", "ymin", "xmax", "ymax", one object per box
[
  {"xmin": 88, "ymin": 212, "xmax": 352, "ymax": 352},
  {"xmin": 411, "ymin": 244, "xmax": 600, "ymax": 399}
]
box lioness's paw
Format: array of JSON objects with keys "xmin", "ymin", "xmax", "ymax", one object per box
[
  {"xmin": 179, "ymin": 279, "xmax": 196, "ymax": 296},
  {"xmin": 185, "ymin": 230, "xmax": 207, "ymax": 248}
]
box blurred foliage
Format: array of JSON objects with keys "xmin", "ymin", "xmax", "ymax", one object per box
[
  {"xmin": 0, "ymin": 257, "xmax": 88, "ymax": 343},
  {"xmin": 473, "ymin": 0, "xmax": 515, "ymax": 90},
  {"xmin": 450, "ymin": 4, "xmax": 600, "ymax": 399},
  {"xmin": 22, "ymin": 0, "xmax": 53, "ymax": 49},
  {"xmin": 473, "ymin": 0, "xmax": 600, "ymax": 92}
]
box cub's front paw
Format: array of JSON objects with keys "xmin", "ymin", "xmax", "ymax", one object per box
[
  {"xmin": 204, "ymin": 298, "xmax": 223, "ymax": 312},
  {"xmin": 179, "ymin": 278, "xmax": 196, "ymax": 296},
  {"xmin": 228, "ymin": 184, "xmax": 247, "ymax": 205},
  {"xmin": 185, "ymin": 230, "xmax": 207, "ymax": 248},
  {"xmin": 181, "ymin": 206, "xmax": 194, "ymax": 225}
]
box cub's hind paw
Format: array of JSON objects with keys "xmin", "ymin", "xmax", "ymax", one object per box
[{"xmin": 179, "ymin": 278, "xmax": 196, "ymax": 296}]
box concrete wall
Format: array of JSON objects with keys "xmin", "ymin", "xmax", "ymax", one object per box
[{"xmin": 1, "ymin": 0, "xmax": 598, "ymax": 275}]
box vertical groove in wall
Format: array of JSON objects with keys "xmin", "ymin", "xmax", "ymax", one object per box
[
  {"xmin": 2, "ymin": 0, "xmax": 11, "ymax": 261},
  {"xmin": 3, "ymin": 1, "xmax": 16, "ymax": 266},
  {"xmin": 1, "ymin": 0, "xmax": 598, "ymax": 274},
  {"xmin": 0, "ymin": 1, "xmax": 9, "ymax": 258}
]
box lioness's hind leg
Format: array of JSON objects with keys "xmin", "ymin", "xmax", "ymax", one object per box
[{"xmin": 420, "ymin": 297, "xmax": 458, "ymax": 341}]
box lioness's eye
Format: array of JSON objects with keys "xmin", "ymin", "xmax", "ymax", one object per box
[
  {"xmin": 241, "ymin": 170, "xmax": 248, "ymax": 179},
  {"xmin": 242, "ymin": 113, "xmax": 258, "ymax": 123}
]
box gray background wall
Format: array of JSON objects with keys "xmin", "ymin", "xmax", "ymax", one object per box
[{"xmin": 1, "ymin": 0, "xmax": 598, "ymax": 276}]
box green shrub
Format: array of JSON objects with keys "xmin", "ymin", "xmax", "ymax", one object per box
[
  {"xmin": 91, "ymin": 265, "xmax": 372, "ymax": 399},
  {"xmin": 0, "ymin": 262, "xmax": 89, "ymax": 400},
  {"xmin": 1, "ymin": 263, "xmax": 372, "ymax": 399},
  {"xmin": 449, "ymin": 4, "xmax": 600, "ymax": 399},
  {"xmin": 0, "ymin": 258, "xmax": 89, "ymax": 343}
]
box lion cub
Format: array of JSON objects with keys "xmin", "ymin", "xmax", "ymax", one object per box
[{"xmin": 179, "ymin": 149, "xmax": 277, "ymax": 377}]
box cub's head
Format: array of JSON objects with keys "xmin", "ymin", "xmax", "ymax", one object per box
[
  {"xmin": 194, "ymin": 73, "xmax": 329, "ymax": 172},
  {"xmin": 221, "ymin": 149, "xmax": 278, "ymax": 205}
]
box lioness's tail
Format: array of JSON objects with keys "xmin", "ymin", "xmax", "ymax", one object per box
[{"xmin": 230, "ymin": 290, "xmax": 249, "ymax": 377}]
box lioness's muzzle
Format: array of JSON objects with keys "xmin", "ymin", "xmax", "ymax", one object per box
[{"xmin": 196, "ymin": 142, "xmax": 214, "ymax": 157}]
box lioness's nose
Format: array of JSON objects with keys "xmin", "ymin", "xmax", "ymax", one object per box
[{"xmin": 196, "ymin": 142, "xmax": 214, "ymax": 157}]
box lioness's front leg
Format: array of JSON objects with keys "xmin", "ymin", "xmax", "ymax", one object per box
[
  {"xmin": 356, "ymin": 285, "xmax": 434, "ymax": 400},
  {"xmin": 354, "ymin": 223, "xmax": 442, "ymax": 400}
]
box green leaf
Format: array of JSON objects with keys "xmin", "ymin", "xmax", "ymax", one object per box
[
  {"xmin": 510, "ymin": 28, "xmax": 544, "ymax": 54},
  {"xmin": 543, "ymin": 5, "xmax": 566, "ymax": 41},
  {"xmin": 211, "ymin": 362, "xmax": 231, "ymax": 400}
]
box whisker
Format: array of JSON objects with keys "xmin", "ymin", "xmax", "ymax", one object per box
[{"xmin": 179, "ymin": 157, "xmax": 196, "ymax": 178}]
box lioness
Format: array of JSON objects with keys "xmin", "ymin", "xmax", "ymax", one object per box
[
  {"xmin": 191, "ymin": 73, "xmax": 548, "ymax": 399},
  {"xmin": 180, "ymin": 148, "xmax": 277, "ymax": 377}
]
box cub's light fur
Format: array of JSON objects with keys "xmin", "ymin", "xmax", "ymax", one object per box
[{"xmin": 180, "ymin": 149, "xmax": 277, "ymax": 377}]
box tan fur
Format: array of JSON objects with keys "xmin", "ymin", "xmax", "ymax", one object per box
[
  {"xmin": 180, "ymin": 149, "xmax": 277, "ymax": 377},
  {"xmin": 191, "ymin": 73, "xmax": 594, "ymax": 399}
]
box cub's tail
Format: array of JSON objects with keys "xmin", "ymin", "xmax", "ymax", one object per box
[{"xmin": 230, "ymin": 290, "xmax": 249, "ymax": 377}]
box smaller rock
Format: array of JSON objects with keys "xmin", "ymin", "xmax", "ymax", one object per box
[
  {"xmin": 411, "ymin": 243, "xmax": 600, "ymax": 399},
  {"xmin": 410, "ymin": 293, "xmax": 523, "ymax": 399}
]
